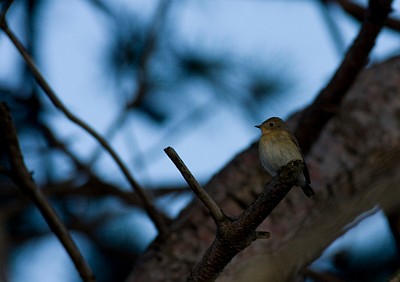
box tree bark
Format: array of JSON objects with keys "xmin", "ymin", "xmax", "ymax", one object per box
[{"xmin": 126, "ymin": 56, "xmax": 400, "ymax": 282}]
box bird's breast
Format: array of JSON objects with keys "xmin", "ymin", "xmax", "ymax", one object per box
[{"xmin": 258, "ymin": 132, "xmax": 303, "ymax": 175}]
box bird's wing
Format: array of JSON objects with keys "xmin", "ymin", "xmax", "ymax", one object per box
[{"xmin": 290, "ymin": 133, "xmax": 311, "ymax": 184}]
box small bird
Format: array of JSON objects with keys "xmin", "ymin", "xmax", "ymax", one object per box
[{"xmin": 255, "ymin": 117, "xmax": 315, "ymax": 197}]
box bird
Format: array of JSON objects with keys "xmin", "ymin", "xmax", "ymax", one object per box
[{"xmin": 255, "ymin": 117, "xmax": 315, "ymax": 197}]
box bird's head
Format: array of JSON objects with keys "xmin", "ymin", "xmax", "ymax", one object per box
[{"xmin": 255, "ymin": 117, "xmax": 288, "ymax": 134}]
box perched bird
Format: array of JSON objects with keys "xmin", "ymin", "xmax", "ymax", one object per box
[{"xmin": 255, "ymin": 117, "xmax": 315, "ymax": 197}]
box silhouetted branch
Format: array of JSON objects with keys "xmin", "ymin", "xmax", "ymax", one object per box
[
  {"xmin": 333, "ymin": 0, "xmax": 400, "ymax": 32},
  {"xmin": 295, "ymin": 0, "xmax": 393, "ymax": 154},
  {"xmin": 0, "ymin": 102, "xmax": 95, "ymax": 282},
  {"xmin": 0, "ymin": 17, "xmax": 167, "ymax": 237},
  {"xmin": 87, "ymin": 110, "xmax": 128, "ymax": 166},
  {"xmin": 0, "ymin": 0, "xmax": 14, "ymax": 22}
]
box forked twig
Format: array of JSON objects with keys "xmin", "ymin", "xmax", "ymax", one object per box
[{"xmin": 165, "ymin": 146, "xmax": 304, "ymax": 281}]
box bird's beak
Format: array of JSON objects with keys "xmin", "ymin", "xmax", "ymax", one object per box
[{"xmin": 255, "ymin": 125, "xmax": 261, "ymax": 129}]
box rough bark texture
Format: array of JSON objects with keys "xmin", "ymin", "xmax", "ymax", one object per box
[{"xmin": 126, "ymin": 57, "xmax": 400, "ymax": 282}]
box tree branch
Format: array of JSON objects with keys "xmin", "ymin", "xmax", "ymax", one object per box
[
  {"xmin": 0, "ymin": 0, "xmax": 15, "ymax": 23},
  {"xmin": 333, "ymin": 0, "xmax": 400, "ymax": 32},
  {"xmin": 0, "ymin": 103, "xmax": 95, "ymax": 282},
  {"xmin": 126, "ymin": 56, "xmax": 400, "ymax": 282},
  {"xmin": 187, "ymin": 160, "xmax": 304, "ymax": 281},
  {"xmin": 164, "ymin": 147, "xmax": 225, "ymax": 224},
  {"xmin": 295, "ymin": 0, "xmax": 393, "ymax": 154},
  {"xmin": 0, "ymin": 16, "xmax": 167, "ymax": 237}
]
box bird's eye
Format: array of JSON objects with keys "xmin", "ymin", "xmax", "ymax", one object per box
[{"xmin": 269, "ymin": 122, "xmax": 274, "ymax": 127}]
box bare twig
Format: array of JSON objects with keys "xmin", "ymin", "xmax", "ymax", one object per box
[
  {"xmin": 0, "ymin": 103, "xmax": 95, "ymax": 282},
  {"xmin": 188, "ymin": 160, "xmax": 304, "ymax": 281},
  {"xmin": 295, "ymin": 0, "xmax": 394, "ymax": 154},
  {"xmin": 164, "ymin": 147, "xmax": 225, "ymax": 224},
  {"xmin": 87, "ymin": 110, "xmax": 128, "ymax": 166},
  {"xmin": 0, "ymin": 18, "xmax": 167, "ymax": 237}
]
